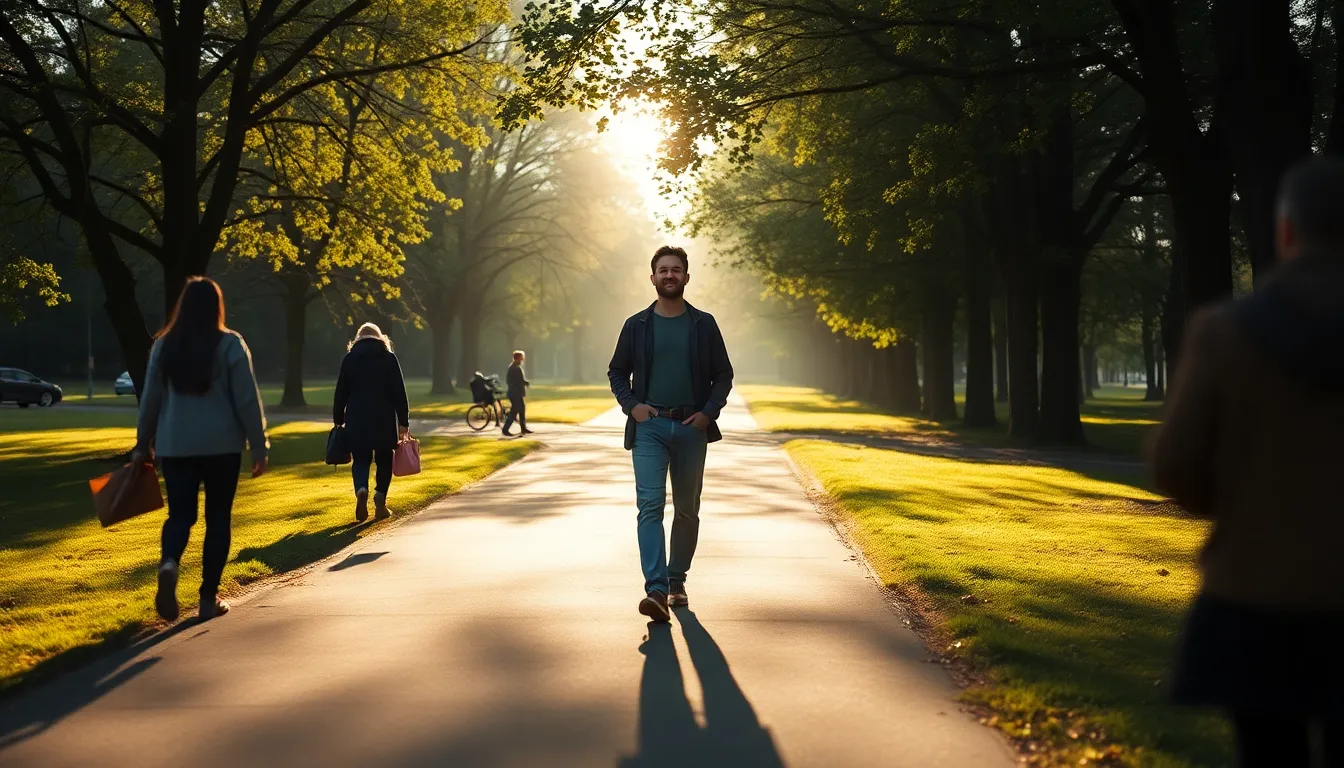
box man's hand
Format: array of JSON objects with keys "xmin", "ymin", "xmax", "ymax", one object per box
[
  {"xmin": 130, "ymin": 446, "xmax": 151, "ymax": 466},
  {"xmin": 682, "ymin": 412, "xmax": 711, "ymax": 431},
  {"xmin": 632, "ymin": 404, "xmax": 657, "ymax": 423},
  {"xmin": 251, "ymin": 457, "xmax": 269, "ymax": 478},
  {"xmin": 398, "ymin": 425, "xmax": 410, "ymax": 443}
]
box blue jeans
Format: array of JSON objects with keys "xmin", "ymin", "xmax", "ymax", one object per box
[
  {"xmin": 352, "ymin": 448, "xmax": 393, "ymax": 495},
  {"xmin": 632, "ymin": 416, "xmax": 708, "ymax": 595}
]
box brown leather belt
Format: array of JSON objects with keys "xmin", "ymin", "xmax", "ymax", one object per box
[{"xmin": 655, "ymin": 407, "xmax": 692, "ymax": 421}]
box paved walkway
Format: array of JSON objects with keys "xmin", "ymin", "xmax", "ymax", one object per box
[{"xmin": 0, "ymin": 397, "xmax": 1014, "ymax": 767}]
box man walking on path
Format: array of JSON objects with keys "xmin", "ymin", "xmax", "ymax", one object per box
[
  {"xmin": 502, "ymin": 351, "xmax": 532, "ymax": 436},
  {"xmin": 608, "ymin": 246, "xmax": 734, "ymax": 623},
  {"xmin": 1152, "ymin": 156, "xmax": 1344, "ymax": 767}
]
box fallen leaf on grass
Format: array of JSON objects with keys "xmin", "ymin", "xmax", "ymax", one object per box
[{"xmin": 1156, "ymin": 568, "xmax": 1170, "ymax": 576}]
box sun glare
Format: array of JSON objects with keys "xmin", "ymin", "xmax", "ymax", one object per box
[{"xmin": 595, "ymin": 105, "xmax": 687, "ymax": 235}]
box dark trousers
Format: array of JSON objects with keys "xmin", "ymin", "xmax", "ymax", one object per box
[
  {"xmin": 503, "ymin": 395, "xmax": 527, "ymax": 433},
  {"xmin": 352, "ymin": 448, "xmax": 393, "ymax": 495},
  {"xmin": 1234, "ymin": 713, "xmax": 1342, "ymax": 767},
  {"xmin": 160, "ymin": 454, "xmax": 241, "ymax": 599}
]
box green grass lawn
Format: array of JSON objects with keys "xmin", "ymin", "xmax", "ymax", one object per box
[
  {"xmin": 788, "ymin": 440, "xmax": 1226, "ymax": 766},
  {"xmin": 740, "ymin": 384, "xmax": 1161, "ymax": 456},
  {"xmin": 52, "ymin": 378, "xmax": 615, "ymax": 423},
  {"xmin": 0, "ymin": 409, "xmax": 535, "ymax": 694}
]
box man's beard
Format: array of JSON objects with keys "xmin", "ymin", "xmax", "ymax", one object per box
[{"xmin": 656, "ymin": 280, "xmax": 685, "ymax": 299}]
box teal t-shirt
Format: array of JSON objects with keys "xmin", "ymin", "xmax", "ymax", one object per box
[{"xmin": 647, "ymin": 312, "xmax": 696, "ymax": 408}]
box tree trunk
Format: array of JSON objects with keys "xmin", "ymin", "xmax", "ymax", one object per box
[
  {"xmin": 1142, "ymin": 314, "xmax": 1160, "ymax": 401},
  {"xmin": 1213, "ymin": 0, "xmax": 1312, "ymax": 280},
  {"xmin": 1168, "ymin": 173, "xmax": 1235, "ymax": 368},
  {"xmin": 1156, "ymin": 344, "xmax": 1167, "ymax": 398},
  {"xmin": 427, "ymin": 286, "xmax": 456, "ymax": 395},
  {"xmin": 572, "ymin": 325, "xmax": 586, "ymax": 383},
  {"xmin": 158, "ymin": 6, "xmax": 207, "ymax": 317},
  {"xmin": 1115, "ymin": 1, "xmax": 1235, "ymax": 368},
  {"xmin": 1037, "ymin": 256, "xmax": 1086, "ymax": 446},
  {"xmin": 456, "ymin": 312, "xmax": 483, "ymax": 388},
  {"xmin": 810, "ymin": 322, "xmax": 833, "ymax": 390},
  {"xmin": 85, "ymin": 230, "xmax": 154, "ymax": 396},
  {"xmin": 1002, "ymin": 267, "xmax": 1039, "ymax": 441},
  {"xmin": 847, "ymin": 339, "xmax": 866, "ymax": 400},
  {"xmin": 993, "ymin": 300, "xmax": 1009, "ymax": 403},
  {"xmin": 1080, "ymin": 344, "xmax": 1091, "ymax": 400},
  {"xmin": 963, "ymin": 260, "xmax": 997, "ymax": 429},
  {"xmin": 863, "ymin": 342, "xmax": 881, "ymax": 403},
  {"xmin": 891, "ymin": 340, "xmax": 922, "ymax": 412},
  {"xmin": 280, "ymin": 275, "xmax": 311, "ymax": 408},
  {"xmin": 920, "ymin": 291, "xmax": 958, "ymax": 421}
]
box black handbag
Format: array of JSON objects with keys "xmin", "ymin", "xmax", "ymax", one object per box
[{"xmin": 326, "ymin": 425, "xmax": 351, "ymax": 465}]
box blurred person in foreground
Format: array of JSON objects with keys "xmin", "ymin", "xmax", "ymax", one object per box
[
  {"xmin": 134, "ymin": 277, "xmax": 269, "ymax": 623},
  {"xmin": 333, "ymin": 323, "xmax": 409, "ymax": 522},
  {"xmin": 608, "ymin": 246, "xmax": 733, "ymax": 623},
  {"xmin": 502, "ymin": 350, "xmax": 532, "ymax": 436},
  {"xmin": 1152, "ymin": 156, "xmax": 1344, "ymax": 766}
]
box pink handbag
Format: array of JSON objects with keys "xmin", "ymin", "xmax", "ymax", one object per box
[{"xmin": 393, "ymin": 434, "xmax": 421, "ymax": 476}]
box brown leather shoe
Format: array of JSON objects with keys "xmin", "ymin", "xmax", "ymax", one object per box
[
  {"xmin": 639, "ymin": 591, "xmax": 671, "ymax": 623},
  {"xmin": 669, "ymin": 582, "xmax": 688, "ymax": 607},
  {"xmin": 374, "ymin": 492, "xmax": 390, "ymax": 520}
]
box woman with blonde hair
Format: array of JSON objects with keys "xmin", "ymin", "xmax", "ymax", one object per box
[{"xmin": 333, "ymin": 323, "xmax": 409, "ymax": 521}]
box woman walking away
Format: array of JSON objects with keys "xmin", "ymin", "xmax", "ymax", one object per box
[
  {"xmin": 333, "ymin": 323, "xmax": 409, "ymax": 522},
  {"xmin": 133, "ymin": 277, "xmax": 269, "ymax": 623}
]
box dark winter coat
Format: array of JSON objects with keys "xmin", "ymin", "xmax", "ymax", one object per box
[
  {"xmin": 1151, "ymin": 251, "xmax": 1344, "ymax": 609},
  {"xmin": 333, "ymin": 338, "xmax": 410, "ymax": 452},
  {"xmin": 608, "ymin": 301, "xmax": 734, "ymax": 450},
  {"xmin": 507, "ymin": 362, "xmax": 529, "ymax": 399}
]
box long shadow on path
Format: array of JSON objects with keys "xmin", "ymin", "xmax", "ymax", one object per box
[
  {"xmin": 0, "ymin": 620, "xmax": 199, "ymax": 748},
  {"xmin": 620, "ymin": 609, "xmax": 785, "ymax": 768}
]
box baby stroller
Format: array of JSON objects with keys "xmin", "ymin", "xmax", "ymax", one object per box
[{"xmin": 466, "ymin": 372, "xmax": 505, "ymax": 431}]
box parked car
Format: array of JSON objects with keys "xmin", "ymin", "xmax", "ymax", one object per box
[
  {"xmin": 114, "ymin": 371, "xmax": 136, "ymax": 396},
  {"xmin": 0, "ymin": 368, "xmax": 63, "ymax": 408}
]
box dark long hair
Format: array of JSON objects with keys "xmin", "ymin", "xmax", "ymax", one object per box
[{"xmin": 156, "ymin": 277, "xmax": 227, "ymax": 394}]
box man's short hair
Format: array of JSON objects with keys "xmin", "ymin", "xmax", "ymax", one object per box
[
  {"xmin": 1279, "ymin": 155, "xmax": 1344, "ymax": 248},
  {"xmin": 651, "ymin": 246, "xmax": 689, "ymax": 273},
  {"xmin": 512, "ymin": 350, "xmax": 525, "ymax": 361}
]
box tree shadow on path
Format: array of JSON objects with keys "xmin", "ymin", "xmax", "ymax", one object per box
[{"xmin": 619, "ymin": 609, "xmax": 786, "ymax": 768}]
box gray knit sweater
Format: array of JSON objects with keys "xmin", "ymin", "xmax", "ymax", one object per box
[{"xmin": 136, "ymin": 331, "xmax": 269, "ymax": 460}]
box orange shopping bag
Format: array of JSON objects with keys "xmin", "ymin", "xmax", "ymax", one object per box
[{"xmin": 90, "ymin": 462, "xmax": 164, "ymax": 527}]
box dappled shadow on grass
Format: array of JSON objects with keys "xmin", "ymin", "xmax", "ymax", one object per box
[
  {"xmin": 745, "ymin": 385, "xmax": 1162, "ymax": 464},
  {"xmin": 949, "ymin": 575, "xmax": 1230, "ymax": 767},
  {"xmin": 787, "ymin": 438, "xmax": 1228, "ymax": 764}
]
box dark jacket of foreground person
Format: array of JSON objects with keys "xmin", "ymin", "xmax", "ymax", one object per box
[
  {"xmin": 608, "ymin": 301, "xmax": 734, "ymax": 450},
  {"xmin": 333, "ymin": 337, "xmax": 410, "ymax": 452},
  {"xmin": 1152, "ymin": 252, "xmax": 1344, "ymax": 610}
]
